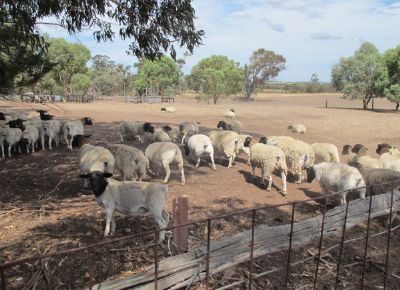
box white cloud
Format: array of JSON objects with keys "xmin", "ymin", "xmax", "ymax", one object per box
[{"xmin": 38, "ymin": 0, "xmax": 400, "ymax": 82}]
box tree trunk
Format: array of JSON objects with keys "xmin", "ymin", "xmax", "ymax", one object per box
[
  {"xmin": 363, "ymin": 97, "xmax": 371, "ymax": 109},
  {"xmin": 213, "ymin": 95, "xmax": 218, "ymax": 104},
  {"xmin": 245, "ymin": 86, "xmax": 253, "ymax": 100},
  {"xmin": 396, "ymin": 103, "xmax": 399, "ymax": 111}
]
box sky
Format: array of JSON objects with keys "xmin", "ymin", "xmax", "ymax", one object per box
[{"xmin": 38, "ymin": 0, "xmax": 400, "ymax": 82}]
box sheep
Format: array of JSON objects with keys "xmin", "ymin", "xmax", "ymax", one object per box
[
  {"xmin": 288, "ymin": 124, "xmax": 306, "ymax": 136},
  {"xmin": 63, "ymin": 117, "xmax": 93, "ymax": 150},
  {"xmin": 179, "ymin": 121, "xmax": 199, "ymax": 144},
  {"xmin": 264, "ymin": 136, "xmax": 294, "ymax": 146},
  {"xmin": 347, "ymin": 144, "xmax": 383, "ymax": 169},
  {"xmin": 243, "ymin": 136, "xmax": 288, "ymax": 194},
  {"xmin": 208, "ymin": 130, "xmax": 240, "ymax": 168},
  {"xmin": 342, "ymin": 144, "xmax": 357, "ymax": 163},
  {"xmin": 238, "ymin": 134, "xmax": 252, "ymax": 164},
  {"xmin": 311, "ymin": 143, "xmax": 340, "ymax": 164},
  {"xmin": 162, "ymin": 125, "xmax": 180, "ymax": 142},
  {"xmin": 36, "ymin": 110, "xmax": 54, "ymax": 120},
  {"xmin": 151, "ymin": 130, "xmax": 171, "ymax": 143},
  {"xmin": 114, "ymin": 145, "xmax": 149, "ymax": 181},
  {"xmin": 275, "ymin": 139, "xmax": 315, "ymax": 183},
  {"xmin": 306, "ymin": 162, "xmax": 366, "ymax": 205},
  {"xmin": 224, "ymin": 109, "xmax": 235, "ymax": 119},
  {"xmin": 145, "ymin": 142, "xmax": 185, "ymax": 185},
  {"xmin": 120, "ymin": 121, "xmax": 155, "ymax": 143},
  {"xmin": 161, "ymin": 106, "xmax": 176, "ymax": 113},
  {"xmin": 79, "ymin": 144, "xmax": 115, "ymax": 189},
  {"xmin": 79, "ymin": 172, "xmax": 169, "ymax": 241},
  {"xmin": 376, "ymin": 143, "xmax": 400, "ymax": 159},
  {"xmin": 21, "ymin": 127, "xmax": 40, "ymax": 153},
  {"xmin": 39, "ymin": 119, "xmax": 61, "ymax": 150},
  {"xmin": 184, "ymin": 134, "xmax": 216, "ymax": 170},
  {"xmin": 216, "ymin": 120, "xmax": 242, "ymax": 133},
  {"xmin": 0, "ymin": 126, "xmax": 22, "ymax": 157}
]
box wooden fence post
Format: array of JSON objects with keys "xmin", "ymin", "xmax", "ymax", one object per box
[{"xmin": 173, "ymin": 196, "xmax": 189, "ymax": 252}]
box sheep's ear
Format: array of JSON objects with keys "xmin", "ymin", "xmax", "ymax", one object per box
[
  {"xmin": 79, "ymin": 173, "xmax": 89, "ymax": 179},
  {"xmin": 103, "ymin": 172, "xmax": 113, "ymax": 178}
]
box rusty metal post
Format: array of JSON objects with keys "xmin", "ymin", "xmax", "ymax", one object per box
[
  {"xmin": 173, "ymin": 197, "xmax": 189, "ymax": 252},
  {"xmin": 325, "ymin": 99, "xmax": 328, "ymax": 108},
  {"xmin": 285, "ymin": 203, "xmax": 296, "ymax": 289},
  {"xmin": 335, "ymin": 195, "xmax": 350, "ymax": 289},
  {"xmin": 1, "ymin": 268, "xmax": 6, "ymax": 290},
  {"xmin": 205, "ymin": 219, "xmax": 211, "ymax": 289},
  {"xmin": 383, "ymin": 181, "xmax": 395, "ymax": 290},
  {"xmin": 248, "ymin": 209, "xmax": 256, "ymax": 290},
  {"xmin": 313, "ymin": 197, "xmax": 327, "ymax": 289},
  {"xmin": 361, "ymin": 189, "xmax": 373, "ymax": 289},
  {"xmin": 154, "ymin": 229, "xmax": 159, "ymax": 290}
]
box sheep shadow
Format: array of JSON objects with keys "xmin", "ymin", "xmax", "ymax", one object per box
[
  {"xmin": 238, "ymin": 169, "xmax": 282, "ymax": 191},
  {"xmin": 319, "ymin": 106, "xmax": 400, "ymax": 114}
]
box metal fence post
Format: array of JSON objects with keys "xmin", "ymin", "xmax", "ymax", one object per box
[
  {"xmin": 361, "ymin": 187, "xmax": 373, "ymax": 289},
  {"xmin": 335, "ymin": 193, "xmax": 350, "ymax": 289},
  {"xmin": 248, "ymin": 209, "xmax": 256, "ymax": 290},
  {"xmin": 154, "ymin": 229, "xmax": 159, "ymax": 290},
  {"xmin": 284, "ymin": 203, "xmax": 296, "ymax": 289},
  {"xmin": 313, "ymin": 197, "xmax": 327, "ymax": 289},
  {"xmin": 383, "ymin": 181, "xmax": 395, "ymax": 290},
  {"xmin": 206, "ymin": 219, "xmax": 211, "ymax": 289},
  {"xmin": 1, "ymin": 268, "xmax": 6, "ymax": 290}
]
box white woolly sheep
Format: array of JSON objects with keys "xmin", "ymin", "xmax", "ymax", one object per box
[
  {"xmin": 288, "ymin": 124, "xmax": 306, "ymax": 136},
  {"xmin": 161, "ymin": 106, "xmax": 176, "ymax": 113},
  {"xmin": 264, "ymin": 135, "xmax": 294, "ymax": 146},
  {"xmin": 217, "ymin": 120, "xmax": 242, "ymax": 133},
  {"xmin": 145, "ymin": 142, "xmax": 185, "ymax": 185},
  {"xmin": 306, "ymin": 162, "xmax": 366, "ymax": 205},
  {"xmin": 179, "ymin": 121, "xmax": 199, "ymax": 144},
  {"xmin": 79, "ymin": 172, "xmax": 169, "ymax": 241},
  {"xmin": 63, "ymin": 117, "xmax": 93, "ymax": 150},
  {"xmin": 184, "ymin": 134, "xmax": 216, "ymax": 170},
  {"xmin": 21, "ymin": 127, "xmax": 39, "ymax": 153},
  {"xmin": 162, "ymin": 125, "xmax": 180, "ymax": 142},
  {"xmin": 151, "ymin": 129, "xmax": 171, "ymax": 143},
  {"xmin": 244, "ymin": 136, "xmax": 288, "ymax": 194},
  {"xmin": 376, "ymin": 145, "xmax": 400, "ymax": 172},
  {"xmin": 376, "ymin": 143, "xmax": 400, "ymax": 159},
  {"xmin": 276, "ymin": 139, "xmax": 315, "ymax": 183},
  {"xmin": 114, "ymin": 145, "xmax": 149, "ymax": 181},
  {"xmin": 79, "ymin": 144, "xmax": 115, "ymax": 189},
  {"xmin": 39, "ymin": 119, "xmax": 61, "ymax": 150},
  {"xmin": 347, "ymin": 144, "xmax": 383, "ymax": 169},
  {"xmin": 224, "ymin": 109, "xmax": 235, "ymax": 118},
  {"xmin": 311, "ymin": 143, "xmax": 340, "ymax": 164},
  {"xmin": 120, "ymin": 121, "xmax": 155, "ymax": 143},
  {"xmin": 208, "ymin": 130, "xmax": 240, "ymax": 168},
  {"xmin": 0, "ymin": 126, "xmax": 22, "ymax": 157},
  {"xmin": 238, "ymin": 134, "xmax": 252, "ymax": 164}
]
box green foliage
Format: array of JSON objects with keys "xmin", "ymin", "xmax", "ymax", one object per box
[
  {"xmin": 307, "ymin": 73, "xmax": 320, "ymax": 93},
  {"xmin": 383, "ymin": 46, "xmax": 400, "ymax": 110},
  {"xmin": 71, "ymin": 73, "xmax": 91, "ymax": 95},
  {"xmin": 331, "ymin": 42, "xmax": 388, "ymax": 109},
  {"xmin": 188, "ymin": 55, "xmax": 243, "ymax": 104},
  {"xmin": 244, "ymin": 49, "xmax": 286, "ymax": 99},
  {"xmin": 134, "ymin": 56, "xmax": 181, "ymax": 96}
]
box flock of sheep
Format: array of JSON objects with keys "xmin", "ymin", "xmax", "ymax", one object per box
[{"xmin": 1, "ymin": 106, "xmax": 399, "ymax": 240}]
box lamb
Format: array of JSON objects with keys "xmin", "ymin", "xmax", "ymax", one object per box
[
  {"xmin": 288, "ymin": 124, "xmax": 306, "ymax": 136},
  {"xmin": 120, "ymin": 121, "xmax": 155, "ymax": 143},
  {"xmin": 79, "ymin": 144, "xmax": 115, "ymax": 189},
  {"xmin": 79, "ymin": 172, "xmax": 169, "ymax": 241},
  {"xmin": 161, "ymin": 106, "xmax": 176, "ymax": 113},
  {"xmin": 179, "ymin": 121, "xmax": 200, "ymax": 144},
  {"xmin": 63, "ymin": 117, "xmax": 93, "ymax": 150},
  {"xmin": 114, "ymin": 145, "xmax": 149, "ymax": 181},
  {"xmin": 145, "ymin": 142, "xmax": 185, "ymax": 185},
  {"xmin": 0, "ymin": 126, "xmax": 22, "ymax": 157},
  {"xmin": 184, "ymin": 134, "xmax": 216, "ymax": 170},
  {"xmin": 224, "ymin": 109, "xmax": 235, "ymax": 119},
  {"xmin": 208, "ymin": 130, "xmax": 240, "ymax": 168},
  {"xmin": 275, "ymin": 139, "xmax": 315, "ymax": 183},
  {"xmin": 347, "ymin": 144, "xmax": 383, "ymax": 169},
  {"xmin": 311, "ymin": 143, "xmax": 340, "ymax": 164},
  {"xmin": 243, "ymin": 136, "xmax": 288, "ymax": 194},
  {"xmin": 216, "ymin": 120, "xmax": 242, "ymax": 133},
  {"xmin": 162, "ymin": 125, "xmax": 180, "ymax": 142},
  {"xmin": 306, "ymin": 162, "xmax": 366, "ymax": 205},
  {"xmin": 21, "ymin": 127, "xmax": 40, "ymax": 153},
  {"xmin": 376, "ymin": 143, "xmax": 400, "ymax": 159},
  {"xmin": 39, "ymin": 119, "xmax": 61, "ymax": 150}
]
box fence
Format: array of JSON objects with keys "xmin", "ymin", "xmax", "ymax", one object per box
[{"xmin": 0, "ymin": 181, "xmax": 399, "ymax": 289}]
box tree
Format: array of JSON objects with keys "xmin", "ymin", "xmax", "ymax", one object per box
[
  {"xmin": 46, "ymin": 38, "xmax": 91, "ymax": 96},
  {"xmin": 383, "ymin": 46, "xmax": 400, "ymax": 110},
  {"xmin": 331, "ymin": 42, "xmax": 388, "ymax": 109},
  {"xmin": 70, "ymin": 73, "xmax": 91, "ymax": 95},
  {"xmin": 308, "ymin": 73, "xmax": 319, "ymax": 93},
  {"xmin": 134, "ymin": 56, "xmax": 181, "ymax": 96},
  {"xmin": 188, "ymin": 55, "xmax": 243, "ymax": 104},
  {"xmin": 1, "ymin": 0, "xmax": 203, "ymax": 93},
  {"xmin": 244, "ymin": 49, "xmax": 286, "ymax": 100}
]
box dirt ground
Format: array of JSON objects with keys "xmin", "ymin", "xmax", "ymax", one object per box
[{"xmin": 0, "ymin": 93, "xmax": 399, "ymax": 289}]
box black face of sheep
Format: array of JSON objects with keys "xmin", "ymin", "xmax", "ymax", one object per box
[
  {"xmin": 243, "ymin": 136, "xmax": 252, "ymax": 147},
  {"xmin": 143, "ymin": 122, "xmax": 155, "ymax": 134},
  {"xmin": 161, "ymin": 108, "xmax": 167, "ymax": 111},
  {"xmin": 342, "ymin": 145, "xmax": 352, "ymax": 155},
  {"xmin": 217, "ymin": 121, "xmax": 226, "ymax": 130},
  {"xmin": 230, "ymin": 109, "xmax": 235, "ymax": 113},
  {"xmin": 163, "ymin": 125, "xmax": 172, "ymax": 132},
  {"xmin": 259, "ymin": 136, "xmax": 268, "ymax": 144},
  {"xmin": 306, "ymin": 167, "xmax": 315, "ymax": 183},
  {"xmin": 72, "ymin": 134, "xmax": 92, "ymax": 148},
  {"xmin": 0, "ymin": 112, "xmax": 6, "ymax": 120},
  {"xmin": 6, "ymin": 119, "xmax": 26, "ymax": 131},
  {"xmin": 376, "ymin": 143, "xmax": 390, "ymax": 155},
  {"xmin": 79, "ymin": 171, "xmax": 113, "ymax": 197},
  {"xmin": 352, "ymin": 144, "xmax": 367, "ymax": 154},
  {"xmin": 37, "ymin": 110, "xmax": 54, "ymax": 120},
  {"xmin": 83, "ymin": 117, "xmax": 93, "ymax": 125}
]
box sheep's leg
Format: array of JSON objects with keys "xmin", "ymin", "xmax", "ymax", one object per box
[
  {"xmin": 266, "ymin": 175, "xmax": 272, "ymax": 191},
  {"xmin": 179, "ymin": 162, "xmax": 185, "ymax": 185},
  {"xmin": 120, "ymin": 134, "xmax": 124, "ymax": 143},
  {"xmin": 247, "ymin": 155, "xmax": 251, "ymax": 165},
  {"xmin": 41, "ymin": 136, "xmax": 45, "ymax": 150},
  {"xmin": 104, "ymin": 209, "xmax": 114, "ymax": 237},
  {"xmin": 195, "ymin": 155, "xmax": 201, "ymax": 168},
  {"xmin": 162, "ymin": 161, "xmax": 171, "ymax": 184},
  {"xmin": 55, "ymin": 135, "xmax": 59, "ymax": 146},
  {"xmin": 48, "ymin": 136, "xmax": 52, "ymax": 150},
  {"xmin": 358, "ymin": 188, "xmax": 366, "ymax": 200},
  {"xmin": 1, "ymin": 144, "xmax": 4, "ymax": 157},
  {"xmin": 339, "ymin": 192, "xmax": 347, "ymax": 205},
  {"xmin": 155, "ymin": 210, "xmax": 170, "ymax": 241},
  {"xmin": 296, "ymin": 171, "xmax": 303, "ymax": 184},
  {"xmin": 181, "ymin": 134, "xmax": 187, "ymax": 145},
  {"xmin": 210, "ymin": 152, "xmax": 216, "ymax": 170},
  {"xmin": 26, "ymin": 144, "xmax": 30, "ymax": 154},
  {"xmin": 281, "ymin": 171, "xmax": 288, "ymax": 195},
  {"xmin": 251, "ymin": 164, "xmax": 256, "ymax": 177},
  {"xmin": 8, "ymin": 145, "xmax": 11, "ymax": 157},
  {"xmin": 32, "ymin": 142, "xmax": 35, "ymax": 153},
  {"xmin": 111, "ymin": 215, "xmax": 116, "ymax": 233},
  {"xmin": 18, "ymin": 145, "xmax": 21, "ymax": 154}
]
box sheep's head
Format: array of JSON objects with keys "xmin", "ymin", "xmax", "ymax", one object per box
[
  {"xmin": 79, "ymin": 171, "xmax": 112, "ymax": 197},
  {"xmin": 342, "ymin": 145, "xmax": 353, "ymax": 155},
  {"xmin": 6, "ymin": 119, "xmax": 26, "ymax": 131},
  {"xmin": 217, "ymin": 120, "xmax": 226, "ymax": 130},
  {"xmin": 83, "ymin": 117, "xmax": 93, "ymax": 126},
  {"xmin": 306, "ymin": 166, "xmax": 315, "ymax": 183},
  {"xmin": 259, "ymin": 136, "xmax": 268, "ymax": 144},
  {"xmin": 230, "ymin": 108, "xmax": 235, "ymax": 113},
  {"xmin": 161, "ymin": 108, "xmax": 166, "ymax": 111},
  {"xmin": 376, "ymin": 143, "xmax": 391, "ymax": 155},
  {"xmin": 287, "ymin": 124, "xmax": 294, "ymax": 130},
  {"xmin": 163, "ymin": 125, "xmax": 172, "ymax": 132},
  {"xmin": 143, "ymin": 122, "xmax": 155, "ymax": 134},
  {"xmin": 243, "ymin": 136, "xmax": 253, "ymax": 147},
  {"xmin": 0, "ymin": 112, "xmax": 6, "ymax": 120},
  {"xmin": 352, "ymin": 144, "xmax": 368, "ymax": 156}
]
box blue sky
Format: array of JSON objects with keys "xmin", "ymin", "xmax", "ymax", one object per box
[{"xmin": 38, "ymin": 0, "xmax": 400, "ymax": 82}]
